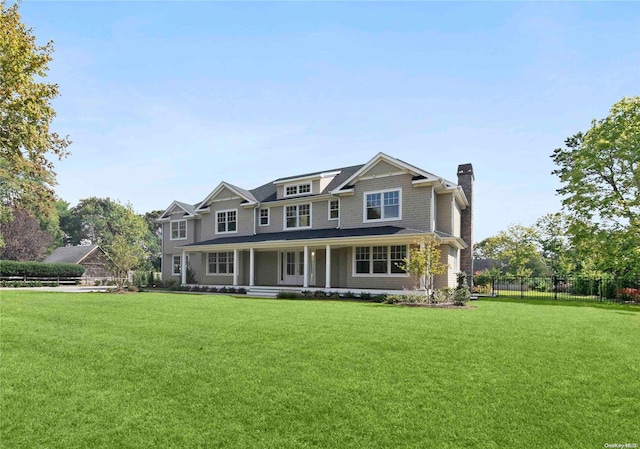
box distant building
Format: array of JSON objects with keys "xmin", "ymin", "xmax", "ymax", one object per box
[{"xmin": 45, "ymin": 245, "xmax": 115, "ymax": 285}]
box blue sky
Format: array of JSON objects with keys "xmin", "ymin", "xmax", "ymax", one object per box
[{"xmin": 21, "ymin": 1, "xmax": 640, "ymax": 241}]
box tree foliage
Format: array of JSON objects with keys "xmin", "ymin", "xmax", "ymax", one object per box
[
  {"xmin": 0, "ymin": 1, "xmax": 70, "ymax": 232},
  {"xmin": 0, "ymin": 207, "xmax": 52, "ymax": 261},
  {"xmin": 60, "ymin": 197, "xmax": 158, "ymax": 270},
  {"xmin": 551, "ymin": 96, "xmax": 640, "ymax": 276},
  {"xmin": 109, "ymin": 234, "xmax": 146, "ymax": 290},
  {"xmin": 475, "ymin": 224, "xmax": 546, "ymax": 277},
  {"xmin": 397, "ymin": 237, "xmax": 449, "ymax": 293},
  {"xmin": 533, "ymin": 213, "xmax": 575, "ymax": 276}
]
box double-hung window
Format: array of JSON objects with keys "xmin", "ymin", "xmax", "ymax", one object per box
[
  {"xmin": 285, "ymin": 204, "xmax": 311, "ymax": 229},
  {"xmin": 170, "ymin": 220, "xmax": 187, "ymax": 240},
  {"xmin": 328, "ymin": 199, "xmax": 339, "ymax": 220},
  {"xmin": 172, "ymin": 255, "xmax": 182, "ymax": 275},
  {"xmin": 353, "ymin": 245, "xmax": 407, "ymax": 276},
  {"xmin": 364, "ymin": 189, "xmax": 401, "ymax": 221},
  {"xmin": 207, "ymin": 252, "xmax": 234, "ymax": 275},
  {"xmin": 216, "ymin": 210, "xmax": 237, "ymax": 234},
  {"xmin": 259, "ymin": 208, "xmax": 270, "ymax": 226}
]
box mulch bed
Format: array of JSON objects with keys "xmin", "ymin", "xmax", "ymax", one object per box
[{"xmin": 397, "ymin": 302, "xmax": 476, "ymax": 309}]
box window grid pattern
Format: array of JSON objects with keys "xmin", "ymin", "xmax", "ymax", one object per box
[
  {"xmin": 259, "ymin": 208, "xmax": 269, "ymax": 226},
  {"xmin": 355, "ymin": 245, "xmax": 407, "ymax": 275},
  {"xmin": 207, "ymin": 252, "xmax": 234, "ymax": 275},
  {"xmin": 170, "ymin": 221, "xmax": 186, "ymax": 240},
  {"xmin": 329, "ymin": 200, "xmax": 339, "ymax": 220},
  {"xmin": 365, "ymin": 190, "xmax": 400, "ymax": 221},
  {"xmin": 285, "ymin": 204, "xmax": 311, "ymax": 228},
  {"xmin": 216, "ymin": 211, "xmax": 237, "ymax": 233}
]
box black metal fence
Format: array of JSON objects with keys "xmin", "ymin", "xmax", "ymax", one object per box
[{"xmin": 473, "ymin": 276, "xmax": 640, "ymax": 303}]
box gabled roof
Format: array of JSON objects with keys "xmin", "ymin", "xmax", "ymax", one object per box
[
  {"xmin": 159, "ymin": 201, "xmax": 197, "ymax": 220},
  {"xmin": 331, "ymin": 152, "xmax": 442, "ymax": 192},
  {"xmin": 196, "ymin": 181, "xmax": 258, "ymax": 211},
  {"xmin": 44, "ymin": 245, "xmax": 102, "ymax": 265},
  {"xmin": 250, "ymin": 164, "xmax": 363, "ymax": 204}
]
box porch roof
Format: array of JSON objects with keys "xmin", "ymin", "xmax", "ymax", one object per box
[{"xmin": 181, "ymin": 226, "xmax": 463, "ymax": 250}]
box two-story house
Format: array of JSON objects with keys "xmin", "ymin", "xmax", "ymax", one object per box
[{"xmin": 159, "ymin": 153, "xmax": 474, "ymax": 295}]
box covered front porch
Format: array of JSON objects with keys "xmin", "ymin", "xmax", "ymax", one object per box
[{"xmin": 175, "ymin": 226, "xmax": 467, "ymax": 293}]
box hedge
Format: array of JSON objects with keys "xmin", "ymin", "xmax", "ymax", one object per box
[{"xmin": 0, "ymin": 260, "xmax": 85, "ymax": 277}]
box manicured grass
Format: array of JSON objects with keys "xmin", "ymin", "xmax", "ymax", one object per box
[{"xmin": 1, "ymin": 291, "xmax": 638, "ymax": 449}]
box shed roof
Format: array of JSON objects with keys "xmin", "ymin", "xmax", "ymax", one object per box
[{"xmin": 44, "ymin": 245, "xmax": 100, "ymax": 264}]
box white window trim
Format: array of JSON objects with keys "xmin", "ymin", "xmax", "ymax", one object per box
[
  {"xmin": 284, "ymin": 182, "xmax": 312, "ymax": 198},
  {"xmin": 283, "ymin": 203, "xmax": 312, "ymax": 230},
  {"xmin": 215, "ymin": 209, "xmax": 238, "ymax": 235},
  {"xmin": 172, "ymin": 255, "xmax": 181, "ymax": 276},
  {"xmin": 259, "ymin": 208, "xmax": 270, "ymax": 227},
  {"xmin": 169, "ymin": 219, "xmax": 187, "ymax": 241},
  {"xmin": 328, "ymin": 199, "xmax": 339, "ymax": 221},
  {"xmin": 363, "ymin": 188, "xmax": 402, "ymax": 223},
  {"xmin": 205, "ymin": 251, "xmax": 235, "ymax": 276},
  {"xmin": 351, "ymin": 245, "xmax": 409, "ymax": 277}
]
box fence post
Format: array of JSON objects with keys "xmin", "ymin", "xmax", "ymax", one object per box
[
  {"xmin": 599, "ymin": 278, "xmax": 603, "ymax": 302},
  {"xmin": 553, "ymin": 275, "xmax": 558, "ymax": 301},
  {"xmin": 520, "ymin": 277, "xmax": 524, "ymax": 299}
]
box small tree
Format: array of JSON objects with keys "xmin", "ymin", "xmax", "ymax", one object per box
[
  {"xmin": 108, "ymin": 234, "xmax": 146, "ymax": 290},
  {"xmin": 397, "ymin": 237, "xmax": 449, "ymax": 295}
]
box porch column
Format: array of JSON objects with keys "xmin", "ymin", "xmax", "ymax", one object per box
[
  {"xmin": 233, "ymin": 248, "xmax": 239, "ymax": 286},
  {"xmin": 419, "ymin": 240, "xmax": 426, "ymax": 290},
  {"xmin": 325, "ymin": 244, "xmax": 331, "ymax": 289},
  {"xmin": 249, "ymin": 248, "xmax": 255, "ymax": 287},
  {"xmin": 181, "ymin": 250, "xmax": 187, "ymax": 285},
  {"xmin": 303, "ymin": 245, "xmax": 309, "ymax": 288}
]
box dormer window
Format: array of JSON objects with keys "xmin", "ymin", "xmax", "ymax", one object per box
[{"xmin": 285, "ymin": 183, "xmax": 311, "ymax": 197}]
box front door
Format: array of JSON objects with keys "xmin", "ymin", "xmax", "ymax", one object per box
[{"xmin": 282, "ymin": 251, "xmax": 304, "ymax": 285}]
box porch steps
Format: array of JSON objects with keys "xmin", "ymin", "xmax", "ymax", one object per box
[{"xmin": 246, "ymin": 287, "xmax": 282, "ymax": 298}]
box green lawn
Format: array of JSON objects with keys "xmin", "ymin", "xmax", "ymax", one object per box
[{"xmin": 1, "ymin": 291, "xmax": 638, "ymax": 449}]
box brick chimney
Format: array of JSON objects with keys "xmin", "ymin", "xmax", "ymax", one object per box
[{"xmin": 457, "ymin": 163, "xmax": 474, "ymax": 287}]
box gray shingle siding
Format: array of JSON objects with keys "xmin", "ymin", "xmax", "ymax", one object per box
[
  {"xmin": 339, "ymin": 174, "xmax": 430, "ymax": 231},
  {"xmin": 160, "ymin": 155, "xmax": 470, "ymax": 290}
]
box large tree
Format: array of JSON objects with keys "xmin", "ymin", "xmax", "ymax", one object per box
[
  {"xmin": 533, "ymin": 213, "xmax": 575, "ymax": 276},
  {"xmin": 551, "ymin": 96, "xmax": 640, "ymax": 276},
  {"xmin": 0, "ymin": 207, "xmax": 52, "ymax": 260},
  {"xmin": 475, "ymin": 225, "xmax": 547, "ymax": 277},
  {"xmin": 0, "ymin": 1, "xmax": 70, "ymax": 246},
  {"xmin": 61, "ymin": 197, "xmax": 158, "ymax": 269}
]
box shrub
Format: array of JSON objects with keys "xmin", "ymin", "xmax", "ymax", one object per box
[
  {"xmin": 164, "ymin": 279, "xmax": 177, "ymax": 289},
  {"xmin": 313, "ymin": 290, "xmax": 326, "ymax": 298},
  {"xmin": 227, "ymin": 287, "xmax": 237, "ymax": 294},
  {"xmin": 127, "ymin": 285, "xmax": 139, "ymax": 293},
  {"xmin": 618, "ymin": 288, "xmax": 640, "ymax": 301},
  {"xmin": 219, "ymin": 287, "xmax": 229, "ymax": 293},
  {"xmin": 473, "ymin": 270, "xmax": 493, "ymax": 288},
  {"xmin": 433, "ymin": 287, "xmax": 455, "ymax": 304},
  {"xmin": 236, "ymin": 288, "xmax": 246, "ymax": 295},
  {"xmin": 372, "ymin": 294, "xmax": 387, "ymax": 303},
  {"xmin": 473, "ymin": 284, "xmax": 491, "ymax": 294},
  {"xmin": 343, "ymin": 291, "xmax": 356, "ymax": 299},
  {"xmin": 207, "ymin": 286, "xmax": 218, "ymax": 293},
  {"xmin": 359, "ymin": 292, "xmax": 372, "ymax": 300},
  {"xmin": 276, "ymin": 291, "xmax": 300, "ymax": 299},
  {"xmin": 0, "ymin": 280, "xmax": 58, "ymax": 287},
  {"xmin": 454, "ymin": 272, "xmax": 471, "ymax": 305},
  {"xmin": 0, "ymin": 260, "xmax": 84, "ymax": 277}
]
